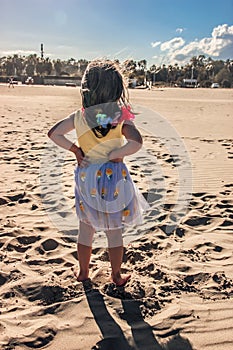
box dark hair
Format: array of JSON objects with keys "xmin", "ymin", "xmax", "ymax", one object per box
[{"xmin": 80, "ymin": 60, "xmax": 129, "ymax": 137}]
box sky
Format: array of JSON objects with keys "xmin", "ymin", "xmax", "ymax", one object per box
[{"xmin": 0, "ymin": 0, "xmax": 233, "ymax": 67}]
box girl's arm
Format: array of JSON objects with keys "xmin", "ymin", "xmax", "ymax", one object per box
[
  {"xmin": 108, "ymin": 121, "xmax": 142, "ymax": 162},
  {"xmin": 48, "ymin": 113, "xmax": 85, "ymax": 165}
]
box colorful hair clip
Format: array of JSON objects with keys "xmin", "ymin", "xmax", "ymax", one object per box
[{"xmin": 96, "ymin": 113, "xmax": 113, "ymax": 128}]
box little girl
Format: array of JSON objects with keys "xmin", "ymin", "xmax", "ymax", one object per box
[{"xmin": 48, "ymin": 60, "xmax": 148, "ymax": 286}]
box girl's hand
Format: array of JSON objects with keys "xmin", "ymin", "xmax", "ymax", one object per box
[{"xmin": 71, "ymin": 145, "xmax": 89, "ymax": 167}]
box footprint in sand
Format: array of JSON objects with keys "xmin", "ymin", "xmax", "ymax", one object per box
[
  {"xmin": 6, "ymin": 239, "xmax": 29, "ymax": 253},
  {"xmin": 0, "ymin": 197, "xmax": 8, "ymax": 205},
  {"xmin": 184, "ymin": 216, "xmax": 213, "ymax": 228},
  {"xmin": 218, "ymin": 139, "xmax": 233, "ymax": 158},
  {"xmin": 6, "ymin": 192, "xmax": 25, "ymax": 202},
  {"xmin": 17, "ymin": 235, "xmax": 41, "ymax": 245},
  {"xmin": 0, "ymin": 273, "xmax": 8, "ymax": 286},
  {"xmin": 41, "ymin": 239, "xmax": 59, "ymax": 251}
]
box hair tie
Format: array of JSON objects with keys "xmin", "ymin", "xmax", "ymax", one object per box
[{"xmin": 120, "ymin": 106, "xmax": 135, "ymax": 122}]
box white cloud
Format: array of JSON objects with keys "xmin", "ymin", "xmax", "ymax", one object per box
[
  {"xmin": 173, "ymin": 24, "xmax": 233, "ymax": 63},
  {"xmin": 212, "ymin": 23, "xmax": 233, "ymax": 38},
  {"xmin": 151, "ymin": 41, "xmax": 161, "ymax": 48},
  {"xmin": 160, "ymin": 37, "xmax": 185, "ymax": 51},
  {"xmin": 152, "ymin": 24, "xmax": 233, "ymax": 65},
  {"xmin": 176, "ymin": 28, "xmax": 185, "ymax": 33},
  {"xmin": 0, "ymin": 50, "xmax": 38, "ymax": 57}
]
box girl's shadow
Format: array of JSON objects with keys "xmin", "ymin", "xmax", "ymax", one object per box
[{"xmin": 82, "ymin": 281, "xmax": 193, "ymax": 350}]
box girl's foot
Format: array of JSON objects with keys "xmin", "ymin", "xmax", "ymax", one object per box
[
  {"xmin": 72, "ymin": 268, "xmax": 89, "ymax": 282},
  {"xmin": 111, "ymin": 273, "xmax": 131, "ymax": 287}
]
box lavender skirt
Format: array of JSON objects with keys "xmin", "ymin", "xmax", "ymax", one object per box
[{"xmin": 74, "ymin": 161, "xmax": 149, "ymax": 231}]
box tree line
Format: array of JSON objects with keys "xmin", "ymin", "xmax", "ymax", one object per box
[{"xmin": 0, "ymin": 54, "xmax": 232, "ymax": 87}]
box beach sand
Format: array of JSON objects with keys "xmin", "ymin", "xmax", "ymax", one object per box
[{"xmin": 0, "ymin": 84, "xmax": 233, "ymax": 350}]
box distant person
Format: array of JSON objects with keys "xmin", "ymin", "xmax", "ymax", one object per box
[
  {"xmin": 8, "ymin": 76, "xmax": 14, "ymax": 88},
  {"xmin": 146, "ymin": 80, "xmax": 152, "ymax": 90},
  {"xmin": 48, "ymin": 60, "xmax": 149, "ymax": 286}
]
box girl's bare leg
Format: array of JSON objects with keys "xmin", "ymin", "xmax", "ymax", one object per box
[
  {"xmin": 106, "ymin": 229, "xmax": 131, "ymax": 286},
  {"xmin": 76, "ymin": 221, "xmax": 95, "ymax": 281}
]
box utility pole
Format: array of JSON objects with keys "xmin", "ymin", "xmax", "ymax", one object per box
[
  {"xmin": 41, "ymin": 43, "xmax": 44, "ymax": 59},
  {"xmin": 191, "ymin": 66, "xmax": 194, "ymax": 80}
]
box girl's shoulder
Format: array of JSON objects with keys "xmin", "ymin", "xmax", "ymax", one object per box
[
  {"xmin": 74, "ymin": 108, "xmax": 82, "ymax": 120},
  {"xmin": 74, "ymin": 108, "xmax": 85, "ymax": 125},
  {"xmin": 74, "ymin": 109, "xmax": 90, "ymax": 135}
]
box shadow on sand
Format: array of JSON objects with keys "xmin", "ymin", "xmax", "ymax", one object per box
[{"xmin": 82, "ymin": 281, "xmax": 193, "ymax": 350}]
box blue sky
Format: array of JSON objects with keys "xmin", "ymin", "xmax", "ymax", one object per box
[{"xmin": 0, "ymin": 0, "xmax": 233, "ymax": 66}]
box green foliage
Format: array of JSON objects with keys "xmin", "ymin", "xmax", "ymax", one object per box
[
  {"xmin": 222, "ymin": 79, "xmax": 231, "ymax": 88},
  {"xmin": 200, "ymin": 80, "xmax": 212, "ymax": 88},
  {"xmin": 25, "ymin": 63, "xmax": 35, "ymax": 77},
  {"xmin": 54, "ymin": 60, "xmax": 62, "ymax": 76},
  {"xmin": 215, "ymin": 67, "xmax": 232, "ymax": 86},
  {"xmin": 0, "ymin": 53, "xmax": 232, "ymax": 87}
]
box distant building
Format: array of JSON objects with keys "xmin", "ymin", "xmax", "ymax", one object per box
[{"xmin": 181, "ymin": 79, "xmax": 198, "ymax": 88}]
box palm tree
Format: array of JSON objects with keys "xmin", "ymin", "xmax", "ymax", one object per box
[
  {"xmin": 44, "ymin": 58, "xmax": 52, "ymax": 75},
  {"xmin": 24, "ymin": 54, "xmax": 38, "ymax": 76},
  {"xmin": 149, "ymin": 64, "xmax": 157, "ymax": 84},
  {"xmin": 77, "ymin": 59, "xmax": 89, "ymax": 74},
  {"xmin": 54, "ymin": 59, "xmax": 62, "ymax": 76},
  {"xmin": 123, "ymin": 59, "xmax": 137, "ymax": 72},
  {"xmin": 5, "ymin": 57, "xmax": 15, "ymax": 76},
  {"xmin": 12, "ymin": 54, "xmax": 24, "ymax": 76},
  {"xmin": 197, "ymin": 55, "xmax": 206, "ymax": 66},
  {"xmin": 205, "ymin": 63, "xmax": 214, "ymax": 81},
  {"xmin": 190, "ymin": 56, "xmax": 198, "ymax": 68},
  {"xmin": 226, "ymin": 60, "xmax": 233, "ymax": 76},
  {"xmin": 138, "ymin": 59, "xmax": 147, "ymax": 71}
]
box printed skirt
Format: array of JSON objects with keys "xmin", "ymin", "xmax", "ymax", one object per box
[{"xmin": 74, "ymin": 161, "xmax": 149, "ymax": 231}]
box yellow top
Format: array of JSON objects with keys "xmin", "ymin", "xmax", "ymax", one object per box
[{"xmin": 74, "ymin": 109, "xmax": 124, "ymax": 163}]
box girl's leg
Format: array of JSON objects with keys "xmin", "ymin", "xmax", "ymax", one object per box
[
  {"xmin": 76, "ymin": 221, "xmax": 95, "ymax": 281},
  {"xmin": 106, "ymin": 229, "xmax": 131, "ymax": 286}
]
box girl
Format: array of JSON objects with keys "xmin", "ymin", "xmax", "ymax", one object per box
[{"xmin": 48, "ymin": 60, "xmax": 148, "ymax": 286}]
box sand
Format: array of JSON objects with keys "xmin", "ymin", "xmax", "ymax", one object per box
[{"xmin": 0, "ymin": 84, "xmax": 233, "ymax": 350}]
